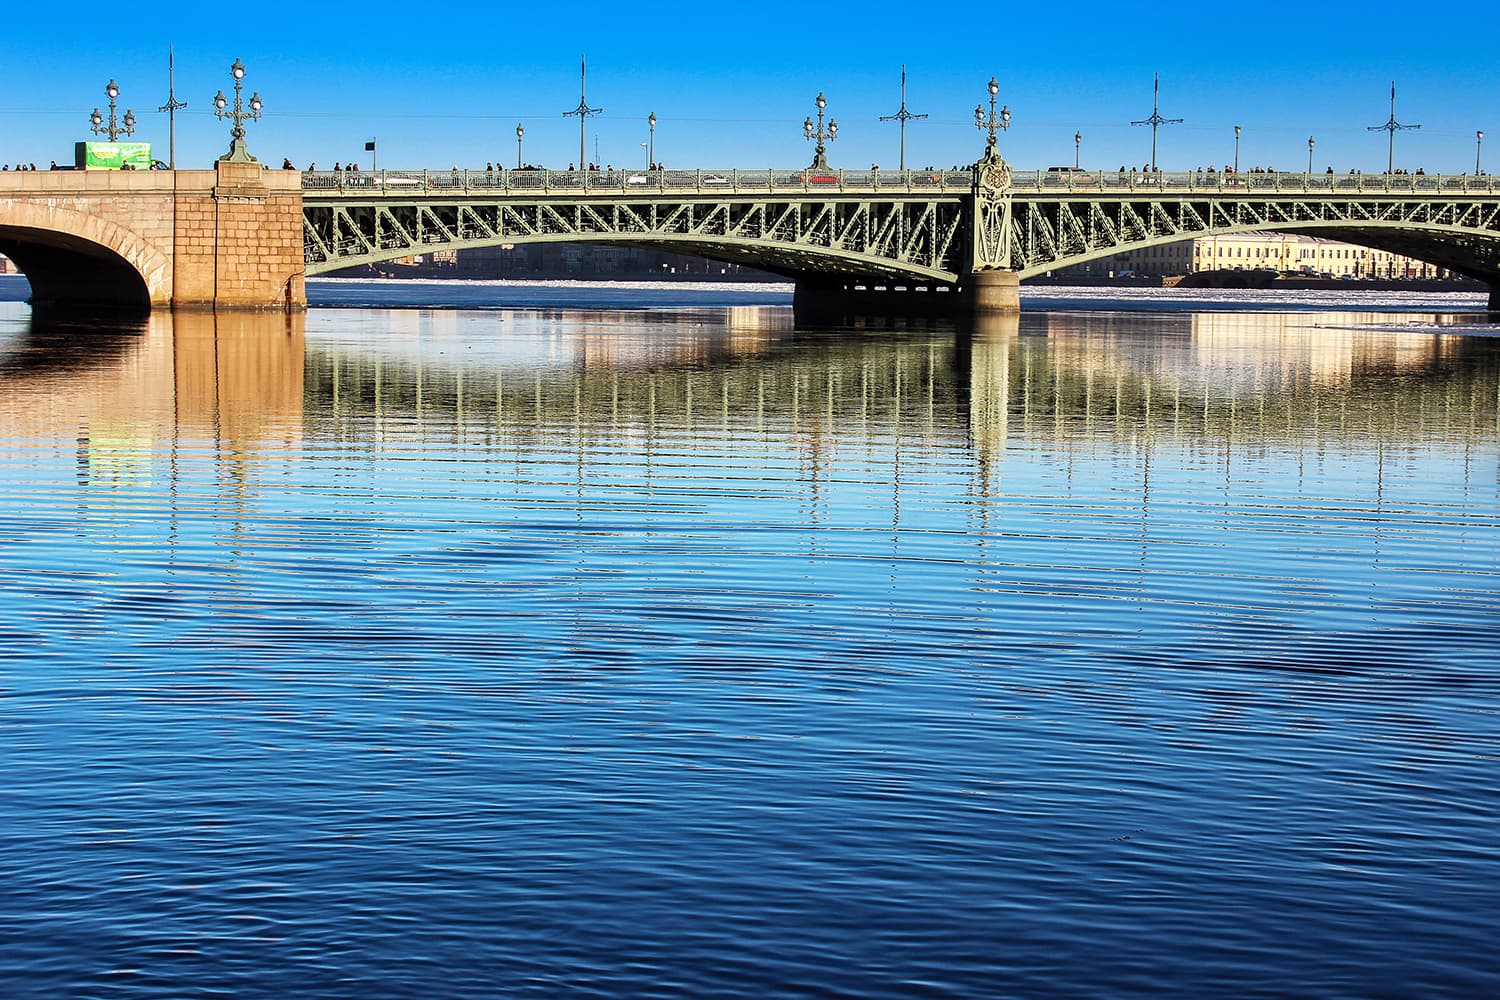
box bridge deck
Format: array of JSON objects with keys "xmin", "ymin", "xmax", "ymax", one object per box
[{"xmin": 301, "ymin": 168, "xmax": 1500, "ymax": 199}]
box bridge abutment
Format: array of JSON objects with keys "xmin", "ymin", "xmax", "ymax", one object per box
[
  {"xmin": 171, "ymin": 162, "xmax": 307, "ymax": 312},
  {"xmin": 0, "ymin": 163, "xmax": 306, "ymax": 314}
]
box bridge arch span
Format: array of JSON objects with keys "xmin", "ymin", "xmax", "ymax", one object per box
[
  {"xmin": 1015, "ymin": 212, "xmax": 1500, "ymax": 289},
  {"xmin": 0, "ymin": 201, "xmax": 173, "ymax": 311},
  {"xmin": 307, "ymin": 231, "xmax": 958, "ymax": 285}
]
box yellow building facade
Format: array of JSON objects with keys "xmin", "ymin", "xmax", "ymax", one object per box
[{"xmin": 1067, "ymin": 233, "xmax": 1448, "ymax": 279}]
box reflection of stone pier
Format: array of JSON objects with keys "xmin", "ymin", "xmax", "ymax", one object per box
[{"xmin": 0, "ymin": 310, "xmax": 305, "ymax": 472}]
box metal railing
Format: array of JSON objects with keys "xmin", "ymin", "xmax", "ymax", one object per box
[
  {"xmin": 302, "ymin": 167, "xmax": 1500, "ymax": 197},
  {"xmin": 304, "ymin": 167, "xmax": 968, "ymax": 195}
]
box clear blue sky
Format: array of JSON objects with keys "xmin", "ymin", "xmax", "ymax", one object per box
[{"xmin": 3, "ymin": 1, "xmax": 1496, "ymax": 174}]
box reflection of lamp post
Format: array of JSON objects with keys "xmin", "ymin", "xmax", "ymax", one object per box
[
  {"xmin": 214, "ymin": 58, "xmax": 262, "ymax": 163},
  {"xmin": 973, "ymin": 77, "xmax": 1010, "ymax": 159},
  {"xmin": 648, "ymin": 112, "xmax": 656, "ymax": 167},
  {"xmin": 1307, "ymin": 135, "xmax": 1315, "ymax": 176},
  {"xmin": 90, "ymin": 79, "xmax": 136, "ymax": 141},
  {"xmin": 803, "ymin": 93, "xmax": 839, "ymax": 170},
  {"xmin": 1234, "ymin": 125, "xmax": 1241, "ymax": 174},
  {"xmin": 1477, "ymin": 130, "xmax": 1485, "ymax": 176},
  {"xmin": 1074, "ymin": 130, "xmax": 1081, "ymax": 169},
  {"xmin": 516, "ymin": 124, "xmax": 524, "ymax": 169}
]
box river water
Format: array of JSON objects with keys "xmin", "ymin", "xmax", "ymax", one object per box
[{"xmin": 2, "ymin": 278, "xmax": 1497, "ymax": 998}]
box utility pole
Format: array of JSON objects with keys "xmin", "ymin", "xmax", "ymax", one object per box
[
  {"xmin": 1130, "ymin": 73, "xmax": 1182, "ymax": 172},
  {"xmin": 563, "ymin": 54, "xmax": 603, "ymax": 169},
  {"xmin": 157, "ymin": 46, "xmax": 187, "ymax": 169},
  {"xmin": 879, "ymin": 65, "xmax": 927, "ymax": 172},
  {"xmin": 1368, "ymin": 82, "xmax": 1420, "ymax": 175}
]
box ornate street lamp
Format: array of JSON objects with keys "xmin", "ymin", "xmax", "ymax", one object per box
[
  {"xmin": 804, "ymin": 92, "xmax": 838, "ymax": 170},
  {"xmin": 90, "ymin": 79, "xmax": 136, "ymax": 142},
  {"xmin": 974, "ymin": 77, "xmax": 1010, "ymax": 159},
  {"xmin": 1477, "ymin": 130, "xmax": 1485, "ymax": 176},
  {"xmin": 648, "ymin": 112, "xmax": 657, "ymax": 167},
  {"xmin": 1075, "ymin": 130, "xmax": 1082, "ymax": 170},
  {"xmin": 1234, "ymin": 125, "xmax": 1242, "ymax": 174},
  {"xmin": 1307, "ymin": 135, "xmax": 1315, "ymax": 176},
  {"xmin": 516, "ymin": 124, "xmax": 524, "ymax": 169},
  {"xmin": 214, "ymin": 58, "xmax": 263, "ymax": 163}
]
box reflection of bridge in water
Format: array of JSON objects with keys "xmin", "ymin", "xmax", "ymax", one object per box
[{"xmin": 3, "ymin": 306, "xmax": 1495, "ymax": 509}]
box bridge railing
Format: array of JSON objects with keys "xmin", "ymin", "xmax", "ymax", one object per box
[
  {"xmin": 302, "ymin": 168, "xmax": 1500, "ymax": 197},
  {"xmin": 1007, "ymin": 169, "xmax": 1500, "ymax": 194},
  {"xmin": 303, "ymin": 167, "xmax": 973, "ymax": 195}
]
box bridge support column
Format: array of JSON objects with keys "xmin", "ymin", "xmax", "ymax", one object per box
[
  {"xmin": 1489, "ymin": 284, "xmax": 1500, "ymax": 315},
  {"xmin": 171, "ymin": 161, "xmax": 307, "ymax": 312},
  {"xmin": 967, "ymin": 270, "xmax": 1020, "ymax": 313}
]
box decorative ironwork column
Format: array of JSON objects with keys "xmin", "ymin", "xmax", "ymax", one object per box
[
  {"xmin": 803, "ymin": 93, "xmax": 838, "ymax": 170},
  {"xmin": 90, "ymin": 80, "xmax": 136, "ymax": 142},
  {"xmin": 970, "ymin": 77, "xmax": 1015, "ymax": 274},
  {"xmin": 214, "ymin": 58, "xmax": 262, "ymax": 164}
]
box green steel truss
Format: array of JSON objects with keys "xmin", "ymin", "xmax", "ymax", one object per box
[{"xmin": 302, "ymin": 170, "xmax": 1500, "ymax": 284}]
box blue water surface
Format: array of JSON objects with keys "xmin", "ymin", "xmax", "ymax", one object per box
[{"xmin": 1, "ymin": 284, "xmax": 1497, "ymax": 998}]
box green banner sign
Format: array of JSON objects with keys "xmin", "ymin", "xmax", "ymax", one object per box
[{"xmin": 75, "ymin": 141, "xmax": 154, "ymax": 170}]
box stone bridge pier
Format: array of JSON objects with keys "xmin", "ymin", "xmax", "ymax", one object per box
[{"xmin": 0, "ymin": 162, "xmax": 306, "ymax": 313}]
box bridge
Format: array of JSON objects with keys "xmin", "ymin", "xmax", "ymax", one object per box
[{"xmin": 4, "ymin": 152, "xmax": 1500, "ymax": 314}]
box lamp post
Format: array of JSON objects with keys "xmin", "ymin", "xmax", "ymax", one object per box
[
  {"xmin": 879, "ymin": 66, "xmax": 927, "ymax": 172},
  {"xmin": 1234, "ymin": 125, "xmax": 1241, "ymax": 174},
  {"xmin": 803, "ymin": 92, "xmax": 838, "ymax": 170},
  {"xmin": 1307, "ymin": 136, "xmax": 1315, "ymax": 176},
  {"xmin": 563, "ymin": 54, "xmax": 602, "ymax": 168},
  {"xmin": 640, "ymin": 142, "xmax": 649, "ymax": 169},
  {"xmin": 90, "ymin": 79, "xmax": 136, "ymax": 142},
  {"xmin": 213, "ymin": 58, "xmax": 262, "ymax": 164},
  {"xmin": 648, "ymin": 112, "xmax": 656, "ymax": 167},
  {"xmin": 1477, "ymin": 130, "xmax": 1485, "ymax": 176},
  {"xmin": 1074, "ymin": 130, "xmax": 1081, "ymax": 170},
  {"xmin": 973, "ymin": 77, "xmax": 1010, "ymax": 159},
  {"xmin": 516, "ymin": 124, "xmax": 524, "ymax": 169}
]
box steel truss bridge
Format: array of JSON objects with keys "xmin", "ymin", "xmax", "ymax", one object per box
[{"xmin": 301, "ymin": 167, "xmax": 1500, "ymax": 301}]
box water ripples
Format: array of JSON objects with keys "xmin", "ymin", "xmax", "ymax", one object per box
[{"xmin": 1, "ymin": 300, "xmax": 1498, "ymax": 997}]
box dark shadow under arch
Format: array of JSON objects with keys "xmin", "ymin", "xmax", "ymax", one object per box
[{"xmin": 0, "ymin": 226, "xmax": 151, "ymax": 314}]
